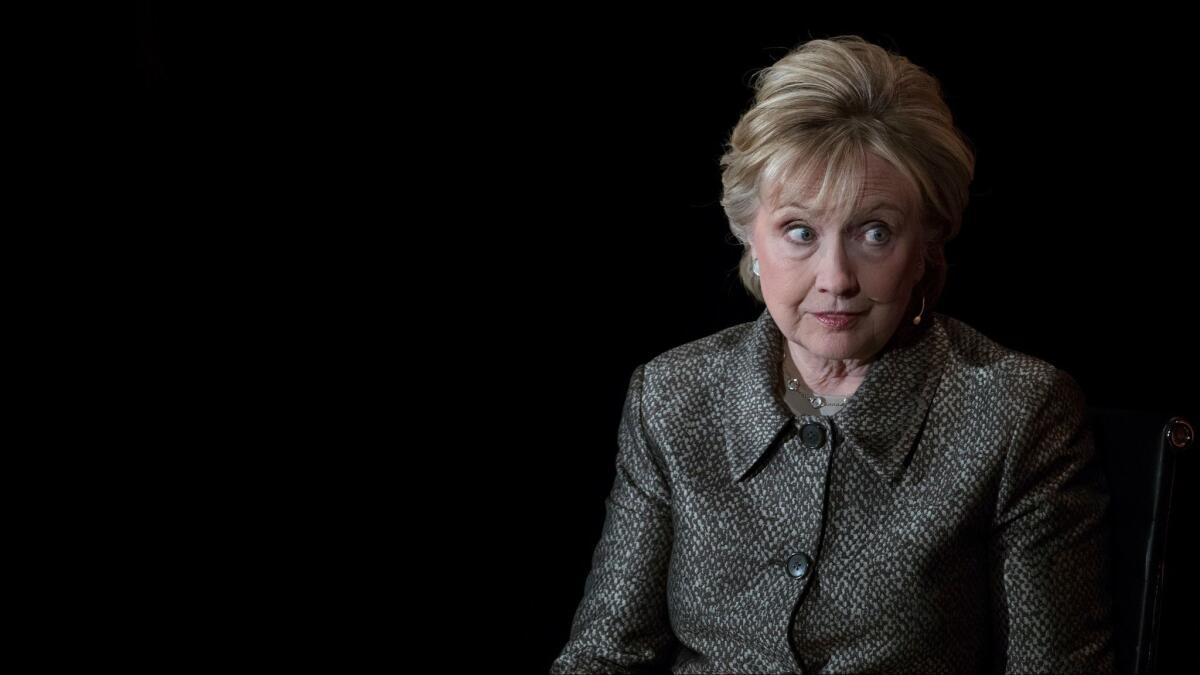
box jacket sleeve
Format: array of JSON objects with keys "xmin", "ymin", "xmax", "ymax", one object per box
[
  {"xmin": 988, "ymin": 367, "xmax": 1117, "ymax": 674},
  {"xmin": 550, "ymin": 363, "xmax": 679, "ymax": 674}
]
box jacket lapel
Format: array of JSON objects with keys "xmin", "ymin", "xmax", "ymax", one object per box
[
  {"xmin": 722, "ymin": 308, "xmax": 796, "ymax": 483},
  {"xmin": 722, "ymin": 307, "xmax": 948, "ymax": 485}
]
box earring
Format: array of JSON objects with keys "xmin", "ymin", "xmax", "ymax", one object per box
[
  {"xmin": 752, "ymin": 257, "xmax": 760, "ymax": 277},
  {"xmin": 912, "ymin": 295, "xmax": 926, "ymax": 325}
]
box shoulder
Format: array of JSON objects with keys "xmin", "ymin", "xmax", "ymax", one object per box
[
  {"xmin": 615, "ymin": 317, "xmax": 760, "ymax": 434},
  {"xmin": 932, "ymin": 312, "xmax": 1086, "ymax": 420},
  {"xmin": 637, "ymin": 318, "xmax": 754, "ymax": 395}
]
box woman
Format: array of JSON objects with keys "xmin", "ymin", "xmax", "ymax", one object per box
[{"xmin": 551, "ymin": 35, "xmax": 1115, "ymax": 674}]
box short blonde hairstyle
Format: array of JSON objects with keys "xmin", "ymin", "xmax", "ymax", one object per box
[{"xmin": 719, "ymin": 34, "xmax": 976, "ymax": 327}]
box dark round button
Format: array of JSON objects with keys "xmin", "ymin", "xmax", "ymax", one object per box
[
  {"xmin": 786, "ymin": 552, "xmax": 812, "ymax": 579},
  {"xmin": 800, "ymin": 423, "xmax": 825, "ymax": 449}
]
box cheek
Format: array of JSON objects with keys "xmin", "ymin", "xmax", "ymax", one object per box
[
  {"xmin": 862, "ymin": 254, "xmax": 919, "ymax": 289},
  {"xmin": 762, "ymin": 266, "xmax": 809, "ymax": 294},
  {"xmin": 856, "ymin": 266, "xmax": 896, "ymax": 291},
  {"xmin": 760, "ymin": 274, "xmax": 809, "ymax": 310}
]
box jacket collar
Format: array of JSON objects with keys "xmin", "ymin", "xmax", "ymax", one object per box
[{"xmin": 722, "ymin": 307, "xmax": 948, "ymax": 485}]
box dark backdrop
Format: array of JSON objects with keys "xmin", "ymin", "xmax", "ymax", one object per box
[
  {"xmin": 490, "ymin": 22, "xmax": 1199, "ymax": 672},
  {"xmin": 134, "ymin": 7, "xmax": 1196, "ymax": 671}
]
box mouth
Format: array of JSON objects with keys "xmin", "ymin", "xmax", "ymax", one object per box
[{"xmin": 811, "ymin": 311, "xmax": 863, "ymax": 329}]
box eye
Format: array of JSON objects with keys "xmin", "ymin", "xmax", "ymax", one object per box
[
  {"xmin": 784, "ymin": 224, "xmax": 815, "ymax": 243},
  {"xmin": 865, "ymin": 225, "xmax": 892, "ymax": 245},
  {"xmin": 784, "ymin": 222, "xmax": 893, "ymax": 246}
]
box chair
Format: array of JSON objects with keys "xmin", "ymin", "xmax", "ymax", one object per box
[{"xmin": 1088, "ymin": 407, "xmax": 1195, "ymax": 675}]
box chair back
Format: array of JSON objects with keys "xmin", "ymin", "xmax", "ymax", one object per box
[{"xmin": 1088, "ymin": 407, "xmax": 1194, "ymax": 675}]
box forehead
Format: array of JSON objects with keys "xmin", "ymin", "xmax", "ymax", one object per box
[{"xmin": 764, "ymin": 152, "xmax": 915, "ymax": 215}]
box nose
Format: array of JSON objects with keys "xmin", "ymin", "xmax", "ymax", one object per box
[{"xmin": 815, "ymin": 239, "xmax": 859, "ymax": 298}]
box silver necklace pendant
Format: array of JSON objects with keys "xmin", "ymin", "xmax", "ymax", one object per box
[{"xmin": 809, "ymin": 393, "xmax": 849, "ymax": 406}]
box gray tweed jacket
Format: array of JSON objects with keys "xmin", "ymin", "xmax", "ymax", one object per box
[{"xmin": 550, "ymin": 308, "xmax": 1116, "ymax": 674}]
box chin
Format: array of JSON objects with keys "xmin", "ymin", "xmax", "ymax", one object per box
[
  {"xmin": 804, "ymin": 324, "xmax": 875, "ymax": 354},
  {"xmin": 803, "ymin": 328, "xmax": 858, "ymax": 347}
]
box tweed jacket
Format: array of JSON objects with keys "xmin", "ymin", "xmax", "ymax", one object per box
[{"xmin": 550, "ymin": 308, "xmax": 1116, "ymax": 674}]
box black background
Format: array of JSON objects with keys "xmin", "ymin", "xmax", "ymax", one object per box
[{"xmin": 132, "ymin": 6, "xmax": 1196, "ymax": 670}]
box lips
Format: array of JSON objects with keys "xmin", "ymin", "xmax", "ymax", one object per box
[{"xmin": 812, "ymin": 312, "xmax": 862, "ymax": 329}]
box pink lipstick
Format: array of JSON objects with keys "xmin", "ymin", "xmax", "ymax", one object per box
[{"xmin": 812, "ymin": 312, "xmax": 862, "ymax": 329}]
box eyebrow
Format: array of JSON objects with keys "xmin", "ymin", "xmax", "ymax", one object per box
[{"xmin": 775, "ymin": 200, "xmax": 904, "ymax": 215}]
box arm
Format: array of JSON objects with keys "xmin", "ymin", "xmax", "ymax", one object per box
[
  {"xmin": 988, "ymin": 367, "xmax": 1117, "ymax": 674},
  {"xmin": 550, "ymin": 363, "xmax": 678, "ymax": 674}
]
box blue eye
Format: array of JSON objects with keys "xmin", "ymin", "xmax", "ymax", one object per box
[
  {"xmin": 785, "ymin": 225, "xmax": 815, "ymax": 243},
  {"xmin": 785, "ymin": 223, "xmax": 892, "ymax": 246},
  {"xmin": 866, "ymin": 226, "xmax": 891, "ymax": 244}
]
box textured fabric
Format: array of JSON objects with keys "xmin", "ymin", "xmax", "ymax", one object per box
[{"xmin": 550, "ymin": 308, "xmax": 1117, "ymax": 674}]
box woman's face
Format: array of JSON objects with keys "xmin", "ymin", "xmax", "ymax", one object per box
[{"xmin": 749, "ymin": 152, "xmax": 926, "ymax": 365}]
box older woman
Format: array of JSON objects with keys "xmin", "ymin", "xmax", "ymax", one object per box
[{"xmin": 550, "ymin": 35, "xmax": 1116, "ymax": 674}]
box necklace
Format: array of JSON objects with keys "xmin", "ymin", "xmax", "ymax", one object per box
[
  {"xmin": 787, "ymin": 379, "xmax": 850, "ymax": 409},
  {"xmin": 781, "ymin": 344, "xmax": 852, "ymax": 409}
]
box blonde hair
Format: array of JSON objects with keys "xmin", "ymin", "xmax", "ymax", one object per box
[{"xmin": 719, "ymin": 35, "xmax": 975, "ymax": 322}]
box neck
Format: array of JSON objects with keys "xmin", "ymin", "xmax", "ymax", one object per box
[{"xmin": 782, "ymin": 338, "xmax": 871, "ymax": 397}]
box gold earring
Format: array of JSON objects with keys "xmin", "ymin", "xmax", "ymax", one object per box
[{"xmin": 912, "ymin": 295, "xmax": 926, "ymax": 325}]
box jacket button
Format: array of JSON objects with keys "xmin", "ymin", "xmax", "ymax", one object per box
[
  {"xmin": 799, "ymin": 423, "xmax": 825, "ymax": 448},
  {"xmin": 786, "ymin": 552, "xmax": 812, "ymax": 579}
]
